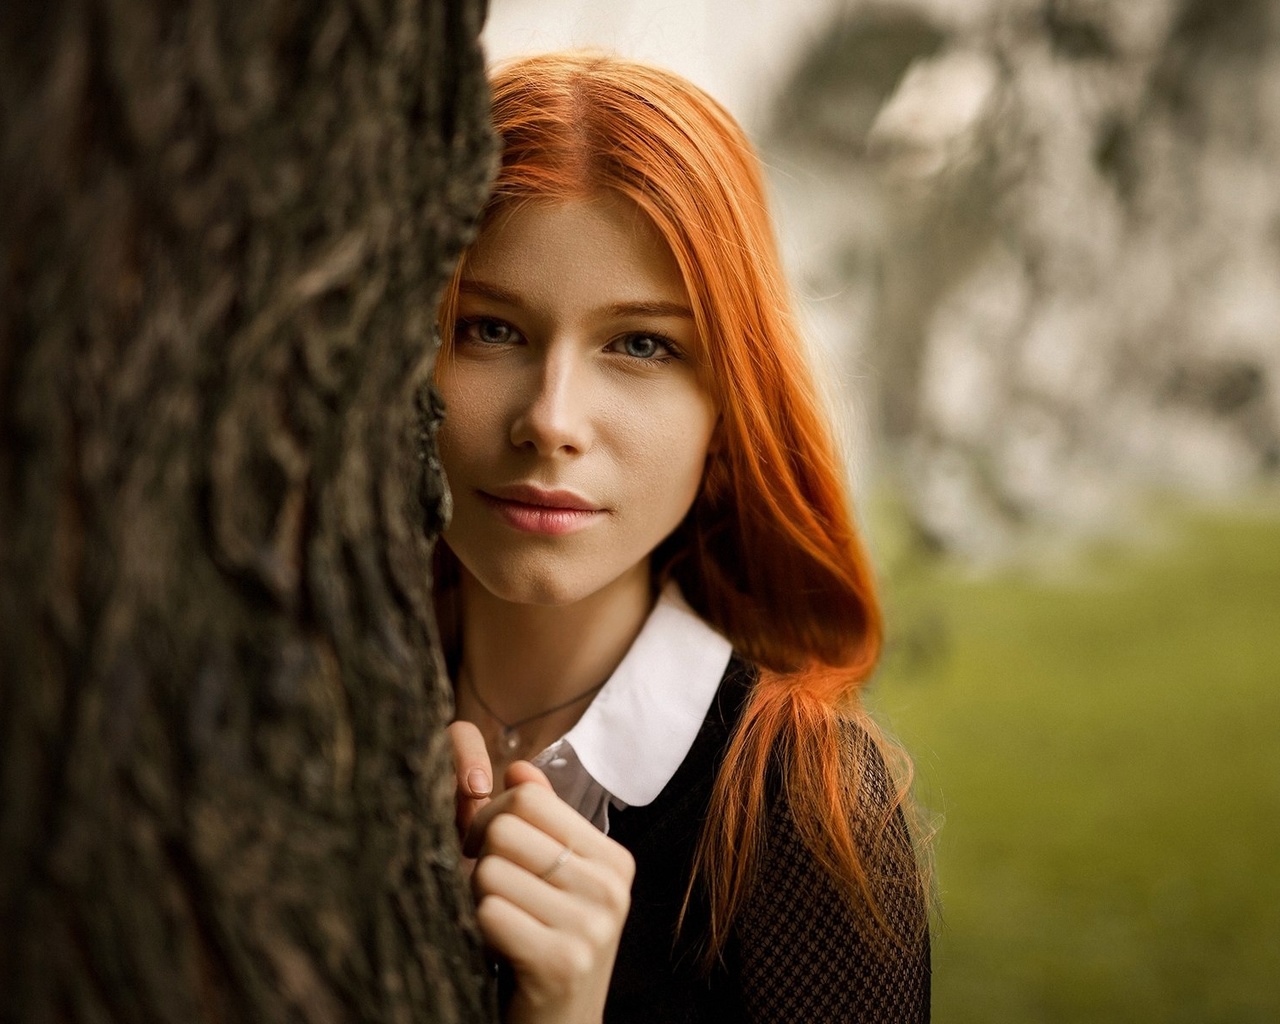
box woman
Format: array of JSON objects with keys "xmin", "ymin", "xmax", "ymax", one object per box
[{"xmin": 436, "ymin": 53, "xmax": 930, "ymax": 1023}]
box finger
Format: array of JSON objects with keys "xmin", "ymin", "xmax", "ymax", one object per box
[
  {"xmin": 448, "ymin": 720, "xmax": 493, "ymax": 838},
  {"xmin": 472, "ymin": 853, "xmax": 629, "ymax": 962},
  {"xmin": 464, "ymin": 781, "xmax": 610, "ymax": 862},
  {"xmin": 475, "ymin": 891, "xmax": 622, "ymax": 1007},
  {"xmin": 475, "ymin": 814, "xmax": 627, "ymax": 912},
  {"xmin": 472, "ymin": 850, "xmax": 580, "ymax": 928},
  {"xmin": 473, "ymin": 892, "xmax": 562, "ymax": 973},
  {"xmin": 475, "ymin": 810, "xmax": 574, "ymax": 886},
  {"xmin": 448, "ymin": 720, "xmax": 493, "ymax": 798},
  {"xmin": 464, "ymin": 781, "xmax": 579, "ymax": 859},
  {"xmin": 504, "ymin": 758, "xmax": 553, "ymax": 791}
]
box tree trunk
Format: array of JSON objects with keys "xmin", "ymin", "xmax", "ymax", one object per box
[{"xmin": 0, "ymin": 0, "xmax": 496, "ymax": 1020}]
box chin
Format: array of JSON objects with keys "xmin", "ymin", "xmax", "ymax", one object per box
[
  {"xmin": 462, "ymin": 557, "xmax": 597, "ymax": 607},
  {"xmin": 492, "ymin": 576, "xmax": 591, "ymax": 607},
  {"xmin": 459, "ymin": 549, "xmax": 651, "ymax": 610}
]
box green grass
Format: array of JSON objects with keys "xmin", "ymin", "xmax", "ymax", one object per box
[{"xmin": 868, "ymin": 504, "xmax": 1280, "ymax": 1023}]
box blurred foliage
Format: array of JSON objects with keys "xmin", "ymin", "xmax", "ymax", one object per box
[
  {"xmin": 772, "ymin": 11, "xmax": 945, "ymax": 152},
  {"xmin": 768, "ymin": 0, "xmax": 1280, "ymax": 559},
  {"xmin": 868, "ymin": 498, "xmax": 1280, "ymax": 1022}
]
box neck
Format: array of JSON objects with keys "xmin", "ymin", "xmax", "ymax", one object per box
[{"xmin": 453, "ymin": 561, "xmax": 654, "ymax": 757}]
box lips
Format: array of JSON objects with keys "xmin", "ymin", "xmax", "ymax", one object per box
[
  {"xmin": 484, "ymin": 483, "xmax": 601, "ymax": 512},
  {"xmin": 479, "ymin": 483, "xmax": 605, "ymax": 535}
]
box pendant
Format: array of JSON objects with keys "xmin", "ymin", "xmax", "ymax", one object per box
[{"xmin": 500, "ymin": 729, "xmax": 521, "ymax": 755}]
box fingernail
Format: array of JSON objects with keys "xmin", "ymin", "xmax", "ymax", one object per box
[{"xmin": 467, "ymin": 768, "xmax": 491, "ymax": 796}]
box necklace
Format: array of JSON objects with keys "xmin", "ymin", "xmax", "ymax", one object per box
[{"xmin": 463, "ymin": 668, "xmax": 608, "ymax": 757}]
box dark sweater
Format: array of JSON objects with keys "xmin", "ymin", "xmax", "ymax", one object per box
[{"xmin": 604, "ymin": 657, "xmax": 931, "ymax": 1022}]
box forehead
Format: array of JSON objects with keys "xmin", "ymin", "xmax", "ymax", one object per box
[{"xmin": 462, "ymin": 194, "xmax": 690, "ymax": 309}]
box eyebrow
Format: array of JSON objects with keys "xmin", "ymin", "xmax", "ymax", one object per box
[
  {"xmin": 458, "ymin": 279, "xmax": 523, "ymax": 305},
  {"xmin": 603, "ymin": 299, "xmax": 694, "ymax": 320},
  {"xmin": 459, "ymin": 279, "xmax": 694, "ymax": 320}
]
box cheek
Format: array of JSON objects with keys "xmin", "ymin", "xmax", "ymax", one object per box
[
  {"xmin": 435, "ymin": 364, "xmax": 499, "ymax": 468},
  {"xmin": 625, "ymin": 392, "xmax": 718, "ymax": 505}
]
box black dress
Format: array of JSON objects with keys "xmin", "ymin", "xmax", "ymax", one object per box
[{"xmin": 604, "ymin": 657, "xmax": 931, "ymax": 1023}]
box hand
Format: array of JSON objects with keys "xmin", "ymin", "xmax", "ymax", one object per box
[{"xmin": 466, "ymin": 760, "xmax": 636, "ymax": 1024}]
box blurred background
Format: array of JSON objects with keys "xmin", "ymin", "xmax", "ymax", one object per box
[{"xmin": 484, "ymin": 1, "xmax": 1280, "ymax": 1021}]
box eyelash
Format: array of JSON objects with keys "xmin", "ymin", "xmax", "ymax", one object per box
[
  {"xmin": 455, "ymin": 317, "xmax": 519, "ymax": 348},
  {"xmin": 608, "ymin": 332, "xmax": 681, "ymax": 363},
  {"xmin": 454, "ymin": 317, "xmax": 684, "ymax": 364}
]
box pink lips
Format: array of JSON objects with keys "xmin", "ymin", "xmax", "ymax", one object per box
[{"xmin": 479, "ymin": 484, "xmax": 605, "ymax": 536}]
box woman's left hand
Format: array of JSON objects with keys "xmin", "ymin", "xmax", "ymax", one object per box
[{"xmin": 464, "ymin": 760, "xmax": 635, "ymax": 1024}]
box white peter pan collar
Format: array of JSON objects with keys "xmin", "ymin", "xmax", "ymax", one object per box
[{"xmin": 531, "ymin": 581, "xmax": 733, "ymax": 832}]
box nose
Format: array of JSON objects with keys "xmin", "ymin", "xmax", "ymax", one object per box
[{"xmin": 508, "ymin": 346, "xmax": 592, "ymax": 455}]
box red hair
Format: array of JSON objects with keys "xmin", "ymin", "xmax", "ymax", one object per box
[{"xmin": 437, "ymin": 52, "xmax": 920, "ymax": 960}]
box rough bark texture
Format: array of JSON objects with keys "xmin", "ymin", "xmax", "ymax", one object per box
[{"xmin": 0, "ymin": 0, "xmax": 496, "ymax": 1021}]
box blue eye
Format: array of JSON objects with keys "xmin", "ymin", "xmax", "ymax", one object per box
[
  {"xmin": 614, "ymin": 333, "xmax": 677, "ymax": 360},
  {"xmin": 457, "ymin": 317, "xmax": 519, "ymax": 346}
]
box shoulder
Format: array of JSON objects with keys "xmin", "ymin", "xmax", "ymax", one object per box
[
  {"xmin": 759, "ymin": 711, "xmax": 923, "ymax": 909},
  {"xmin": 838, "ymin": 715, "xmax": 913, "ymax": 846},
  {"xmin": 731, "ymin": 707, "xmax": 932, "ymax": 1022}
]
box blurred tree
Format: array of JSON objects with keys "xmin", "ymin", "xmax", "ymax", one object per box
[
  {"xmin": 769, "ymin": 0, "xmax": 1280, "ymax": 561},
  {"xmin": 0, "ymin": 0, "xmax": 495, "ymax": 1020}
]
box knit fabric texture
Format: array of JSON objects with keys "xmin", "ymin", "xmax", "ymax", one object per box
[
  {"xmin": 603, "ymin": 658, "xmax": 931, "ymax": 1022},
  {"xmin": 733, "ymin": 776, "xmax": 931, "ymax": 1020}
]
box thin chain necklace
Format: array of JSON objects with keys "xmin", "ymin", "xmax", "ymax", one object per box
[{"xmin": 463, "ymin": 667, "xmax": 608, "ymax": 757}]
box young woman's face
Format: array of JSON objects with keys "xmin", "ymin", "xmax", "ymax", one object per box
[{"xmin": 435, "ymin": 194, "xmax": 719, "ymax": 606}]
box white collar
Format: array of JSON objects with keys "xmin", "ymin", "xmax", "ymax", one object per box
[{"xmin": 531, "ymin": 581, "xmax": 733, "ymax": 825}]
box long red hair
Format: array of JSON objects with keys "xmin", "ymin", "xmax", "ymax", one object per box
[{"xmin": 437, "ymin": 52, "xmax": 920, "ymax": 960}]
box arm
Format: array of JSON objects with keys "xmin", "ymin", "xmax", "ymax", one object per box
[{"xmin": 733, "ymin": 739, "xmax": 931, "ymax": 1022}]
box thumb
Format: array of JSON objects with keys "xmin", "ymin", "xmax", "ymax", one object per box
[
  {"xmin": 505, "ymin": 759, "xmax": 554, "ymax": 791},
  {"xmin": 447, "ymin": 720, "xmax": 493, "ymax": 839}
]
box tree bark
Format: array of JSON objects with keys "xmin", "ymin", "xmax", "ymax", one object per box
[{"xmin": 0, "ymin": 0, "xmax": 496, "ymax": 1020}]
